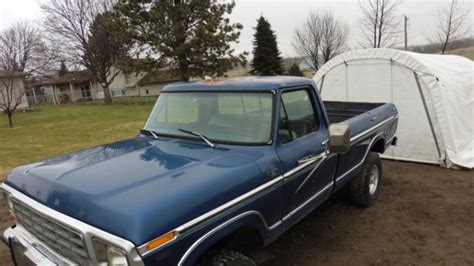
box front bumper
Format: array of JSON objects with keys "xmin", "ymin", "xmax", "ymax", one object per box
[{"xmin": 3, "ymin": 225, "xmax": 75, "ymax": 265}]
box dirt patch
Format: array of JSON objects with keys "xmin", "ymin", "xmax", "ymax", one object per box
[
  {"xmin": 0, "ymin": 160, "xmax": 473, "ymax": 265},
  {"xmin": 249, "ymin": 160, "xmax": 474, "ymax": 265}
]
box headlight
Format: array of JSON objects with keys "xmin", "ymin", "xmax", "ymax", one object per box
[{"xmin": 92, "ymin": 237, "xmax": 128, "ymax": 266}]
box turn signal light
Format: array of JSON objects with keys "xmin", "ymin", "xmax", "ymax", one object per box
[{"xmin": 146, "ymin": 231, "xmax": 177, "ymax": 250}]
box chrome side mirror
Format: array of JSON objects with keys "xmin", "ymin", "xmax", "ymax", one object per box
[{"xmin": 328, "ymin": 123, "xmax": 351, "ymax": 154}]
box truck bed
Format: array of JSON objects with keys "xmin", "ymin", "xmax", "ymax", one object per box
[{"xmin": 324, "ymin": 101, "xmax": 385, "ymax": 124}]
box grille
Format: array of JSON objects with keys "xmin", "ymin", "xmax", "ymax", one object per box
[{"xmin": 12, "ymin": 200, "xmax": 90, "ymax": 265}]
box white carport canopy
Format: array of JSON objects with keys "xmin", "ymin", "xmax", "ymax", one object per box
[{"xmin": 313, "ymin": 48, "xmax": 473, "ymax": 169}]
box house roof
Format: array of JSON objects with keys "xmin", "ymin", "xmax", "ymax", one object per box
[
  {"xmin": 137, "ymin": 69, "xmax": 182, "ymax": 86},
  {"xmin": 25, "ymin": 70, "xmax": 93, "ymax": 87},
  {"xmin": 0, "ymin": 70, "xmax": 27, "ymax": 79},
  {"xmin": 26, "ymin": 75, "xmax": 57, "ymax": 88},
  {"xmin": 49, "ymin": 71, "xmax": 93, "ymax": 85}
]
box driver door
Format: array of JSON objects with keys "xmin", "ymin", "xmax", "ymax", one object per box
[{"xmin": 276, "ymin": 87, "xmax": 337, "ymax": 223}]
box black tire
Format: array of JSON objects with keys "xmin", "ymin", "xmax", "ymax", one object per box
[
  {"xmin": 197, "ymin": 249, "xmax": 256, "ymax": 266},
  {"xmin": 350, "ymin": 152, "xmax": 382, "ymax": 207}
]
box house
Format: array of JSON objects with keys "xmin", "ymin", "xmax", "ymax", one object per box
[
  {"xmin": 135, "ymin": 69, "xmax": 182, "ymax": 96},
  {"xmin": 26, "ymin": 76, "xmax": 58, "ymax": 105},
  {"xmin": 25, "ymin": 68, "xmax": 183, "ymax": 104},
  {"xmin": 107, "ymin": 66, "xmax": 146, "ymax": 97},
  {"xmin": 0, "ymin": 71, "xmax": 29, "ymax": 110},
  {"xmin": 48, "ymin": 71, "xmax": 98, "ymax": 103},
  {"xmin": 26, "ymin": 70, "xmax": 100, "ymax": 104}
]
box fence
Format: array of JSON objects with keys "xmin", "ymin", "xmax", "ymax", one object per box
[
  {"xmin": 85, "ymin": 96, "xmax": 159, "ymax": 106},
  {"xmin": 27, "ymin": 95, "xmax": 159, "ymax": 107}
]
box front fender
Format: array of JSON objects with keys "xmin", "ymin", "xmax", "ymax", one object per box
[{"xmin": 179, "ymin": 210, "xmax": 270, "ymax": 265}]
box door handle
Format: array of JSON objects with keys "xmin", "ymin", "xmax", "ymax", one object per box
[{"xmin": 298, "ymin": 153, "xmax": 326, "ymax": 165}]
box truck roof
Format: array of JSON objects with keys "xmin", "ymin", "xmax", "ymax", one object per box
[{"xmin": 162, "ymin": 76, "xmax": 314, "ymax": 92}]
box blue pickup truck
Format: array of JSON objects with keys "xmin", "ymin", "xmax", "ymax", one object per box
[{"xmin": 1, "ymin": 76, "xmax": 398, "ymax": 265}]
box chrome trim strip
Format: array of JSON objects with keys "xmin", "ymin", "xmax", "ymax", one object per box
[
  {"xmin": 177, "ymin": 211, "xmax": 276, "ymax": 266},
  {"xmin": 297, "ymin": 152, "xmax": 326, "ymax": 165},
  {"xmin": 137, "ymin": 174, "xmax": 286, "ymax": 256},
  {"xmin": 283, "ymin": 151, "xmax": 326, "ymax": 178},
  {"xmin": 295, "ymin": 154, "xmax": 327, "ymax": 193},
  {"xmin": 350, "ymin": 115, "xmax": 397, "ymax": 143},
  {"xmin": 0, "ymin": 183, "xmax": 144, "ymax": 266},
  {"xmin": 282, "ymin": 181, "xmax": 334, "ymax": 221},
  {"xmin": 386, "ymin": 135, "xmax": 396, "ymax": 145},
  {"xmin": 336, "ymin": 132, "xmax": 385, "ymax": 183},
  {"xmin": 283, "ymin": 160, "xmax": 314, "ymax": 178},
  {"xmin": 175, "ymin": 175, "xmax": 285, "ymax": 233}
]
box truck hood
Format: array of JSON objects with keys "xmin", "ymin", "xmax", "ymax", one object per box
[{"xmin": 5, "ymin": 136, "xmax": 266, "ymax": 245}]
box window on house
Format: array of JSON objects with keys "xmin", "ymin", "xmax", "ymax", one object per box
[
  {"xmin": 124, "ymin": 73, "xmax": 134, "ymax": 86},
  {"xmin": 146, "ymin": 89, "xmax": 149, "ymax": 95}
]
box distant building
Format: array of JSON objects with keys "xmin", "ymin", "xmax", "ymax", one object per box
[
  {"xmin": 25, "ymin": 67, "xmax": 183, "ymax": 104},
  {"xmin": 107, "ymin": 66, "xmax": 146, "ymax": 97},
  {"xmin": 136, "ymin": 69, "xmax": 182, "ymax": 96},
  {"xmin": 0, "ymin": 71, "xmax": 29, "ymax": 110}
]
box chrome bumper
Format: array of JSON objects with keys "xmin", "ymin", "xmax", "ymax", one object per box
[{"xmin": 3, "ymin": 225, "xmax": 75, "ymax": 265}]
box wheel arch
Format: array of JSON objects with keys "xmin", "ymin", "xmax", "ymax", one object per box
[
  {"xmin": 370, "ymin": 135, "xmax": 386, "ymax": 154},
  {"xmin": 179, "ymin": 211, "xmax": 269, "ymax": 265}
]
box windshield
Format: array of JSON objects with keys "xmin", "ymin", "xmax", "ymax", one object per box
[{"xmin": 144, "ymin": 92, "xmax": 274, "ymax": 144}]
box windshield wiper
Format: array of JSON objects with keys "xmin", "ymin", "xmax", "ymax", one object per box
[
  {"xmin": 178, "ymin": 128, "xmax": 215, "ymax": 148},
  {"xmin": 140, "ymin": 129, "xmax": 159, "ymax": 139}
]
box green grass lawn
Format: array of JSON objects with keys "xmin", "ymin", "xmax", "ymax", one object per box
[
  {"xmin": 448, "ymin": 47, "xmax": 474, "ymax": 60},
  {"xmin": 0, "ymin": 104, "xmax": 152, "ymax": 179}
]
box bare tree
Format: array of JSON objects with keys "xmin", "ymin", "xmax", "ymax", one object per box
[
  {"xmin": 293, "ymin": 10, "xmax": 349, "ymax": 71},
  {"xmin": 40, "ymin": 0, "xmax": 129, "ymax": 104},
  {"xmin": 358, "ymin": 0, "xmax": 403, "ymax": 48},
  {"xmin": 431, "ymin": 0, "xmax": 470, "ymax": 54},
  {"xmin": 0, "ymin": 22, "xmax": 54, "ymax": 127}
]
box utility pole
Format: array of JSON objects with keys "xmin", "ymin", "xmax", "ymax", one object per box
[{"xmin": 404, "ymin": 15, "xmax": 409, "ymax": 51}]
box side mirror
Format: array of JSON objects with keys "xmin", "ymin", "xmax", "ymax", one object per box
[{"xmin": 328, "ymin": 123, "xmax": 351, "ymax": 154}]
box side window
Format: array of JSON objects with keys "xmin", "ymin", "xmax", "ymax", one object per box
[{"xmin": 279, "ymin": 89, "xmax": 319, "ymax": 143}]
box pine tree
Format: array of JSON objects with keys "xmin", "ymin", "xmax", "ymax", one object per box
[
  {"xmin": 58, "ymin": 61, "xmax": 68, "ymax": 76},
  {"xmin": 251, "ymin": 16, "xmax": 283, "ymax": 75},
  {"xmin": 113, "ymin": 0, "xmax": 246, "ymax": 81},
  {"xmin": 288, "ymin": 63, "xmax": 303, "ymax": 76}
]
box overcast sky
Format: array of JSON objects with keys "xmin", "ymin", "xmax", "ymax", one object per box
[{"xmin": 1, "ymin": 0, "xmax": 472, "ymax": 57}]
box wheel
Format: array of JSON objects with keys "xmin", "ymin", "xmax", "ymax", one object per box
[
  {"xmin": 350, "ymin": 152, "xmax": 382, "ymax": 207},
  {"xmin": 196, "ymin": 249, "xmax": 256, "ymax": 266}
]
